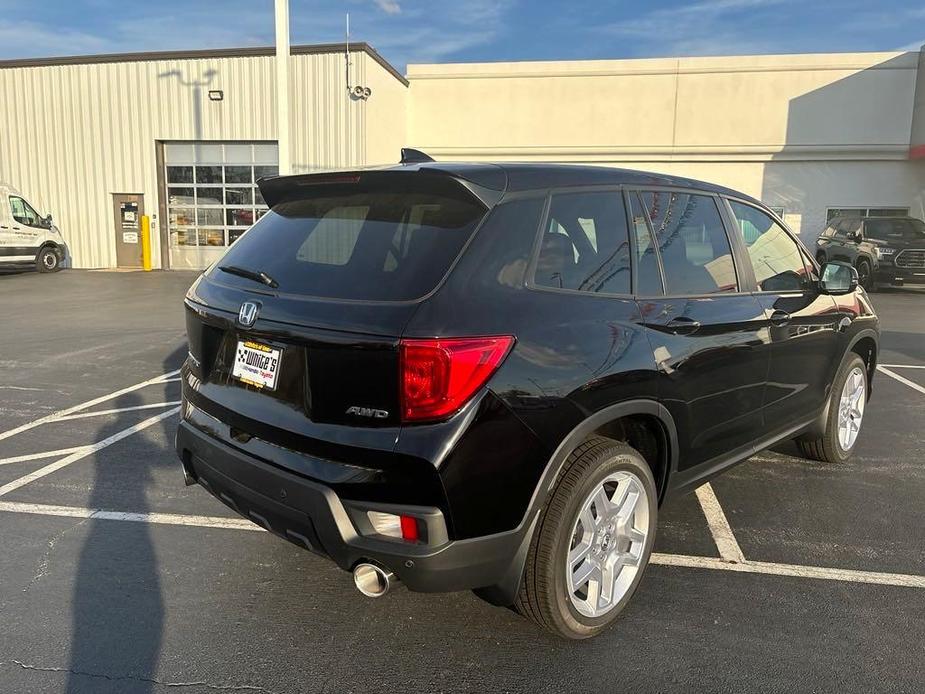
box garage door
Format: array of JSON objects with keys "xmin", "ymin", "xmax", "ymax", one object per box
[{"xmin": 164, "ymin": 142, "xmax": 278, "ymax": 270}]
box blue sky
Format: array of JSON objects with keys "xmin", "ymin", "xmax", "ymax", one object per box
[{"xmin": 0, "ymin": 1, "xmax": 922, "ymax": 70}]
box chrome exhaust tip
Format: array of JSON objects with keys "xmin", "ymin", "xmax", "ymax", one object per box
[{"xmin": 353, "ymin": 563, "xmax": 396, "ymax": 598}]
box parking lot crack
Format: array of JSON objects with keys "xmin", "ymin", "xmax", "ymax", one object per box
[
  {"xmin": 23, "ymin": 518, "xmax": 89, "ymax": 593},
  {"xmin": 5, "ymin": 659, "xmax": 282, "ymax": 692}
]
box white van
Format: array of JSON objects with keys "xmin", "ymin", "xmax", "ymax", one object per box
[{"xmin": 0, "ymin": 183, "xmax": 68, "ymax": 272}]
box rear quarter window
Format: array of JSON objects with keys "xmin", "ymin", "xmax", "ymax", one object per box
[{"xmin": 212, "ymin": 189, "xmax": 486, "ymax": 301}]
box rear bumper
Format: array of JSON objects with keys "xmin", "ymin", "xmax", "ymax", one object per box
[{"xmin": 175, "ymin": 420, "xmax": 531, "ymax": 601}]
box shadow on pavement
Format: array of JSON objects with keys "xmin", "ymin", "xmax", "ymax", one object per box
[{"xmin": 65, "ymin": 345, "xmax": 186, "ymax": 693}]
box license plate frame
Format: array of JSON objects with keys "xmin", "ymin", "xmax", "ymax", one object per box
[{"xmin": 232, "ymin": 339, "xmax": 282, "ymax": 390}]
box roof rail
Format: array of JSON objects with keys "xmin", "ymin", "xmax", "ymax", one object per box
[{"xmin": 400, "ymin": 148, "xmax": 434, "ymax": 164}]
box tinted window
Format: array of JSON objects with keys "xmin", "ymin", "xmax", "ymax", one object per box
[
  {"xmin": 213, "ymin": 189, "xmax": 485, "ymax": 301},
  {"xmin": 865, "ymin": 219, "xmax": 925, "ymax": 242},
  {"xmin": 729, "ymin": 201, "xmax": 812, "ymax": 291},
  {"xmin": 534, "ymin": 191, "xmax": 631, "ymax": 294},
  {"xmin": 629, "ymin": 192, "xmax": 663, "ymax": 295},
  {"xmin": 641, "ymin": 191, "xmax": 736, "ymax": 295}
]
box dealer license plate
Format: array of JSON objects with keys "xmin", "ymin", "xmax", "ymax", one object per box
[{"xmin": 232, "ymin": 340, "xmax": 281, "ymax": 390}]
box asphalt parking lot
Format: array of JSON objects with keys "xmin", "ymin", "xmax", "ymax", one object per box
[{"xmin": 1, "ymin": 270, "xmax": 923, "ymax": 693}]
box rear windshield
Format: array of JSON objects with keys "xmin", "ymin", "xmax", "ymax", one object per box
[
  {"xmin": 212, "ymin": 189, "xmax": 486, "ymax": 301},
  {"xmin": 866, "ymin": 218, "xmax": 925, "ymax": 242}
]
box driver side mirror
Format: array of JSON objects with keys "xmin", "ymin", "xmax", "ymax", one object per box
[
  {"xmin": 819, "ymin": 262, "xmax": 858, "ymax": 295},
  {"xmin": 43, "ymin": 214, "xmax": 53, "ymax": 228}
]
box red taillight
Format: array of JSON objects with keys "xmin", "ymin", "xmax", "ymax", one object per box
[
  {"xmin": 399, "ymin": 515, "xmax": 419, "ymax": 542},
  {"xmin": 400, "ymin": 336, "xmax": 515, "ymax": 422}
]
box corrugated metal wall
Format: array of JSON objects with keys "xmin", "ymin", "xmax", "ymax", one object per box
[{"xmin": 0, "ymin": 49, "xmax": 378, "ymax": 268}]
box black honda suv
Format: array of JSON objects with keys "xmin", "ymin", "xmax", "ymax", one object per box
[
  {"xmin": 176, "ymin": 154, "xmax": 879, "ymax": 639},
  {"xmin": 816, "ymin": 215, "xmax": 925, "ymax": 290}
]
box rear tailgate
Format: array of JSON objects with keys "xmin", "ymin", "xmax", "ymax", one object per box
[{"xmin": 183, "ymin": 169, "xmax": 490, "ymax": 453}]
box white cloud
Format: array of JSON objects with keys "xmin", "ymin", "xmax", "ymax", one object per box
[{"xmin": 373, "ymin": 0, "xmax": 401, "ymax": 15}]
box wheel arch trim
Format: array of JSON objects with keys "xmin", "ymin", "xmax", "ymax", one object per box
[{"xmin": 476, "ymin": 399, "xmax": 678, "ymax": 606}]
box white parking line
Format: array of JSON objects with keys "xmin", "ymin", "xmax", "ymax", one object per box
[
  {"xmin": 0, "ymin": 500, "xmax": 260, "ymax": 531},
  {"xmin": 877, "ymin": 366, "xmax": 925, "ymax": 396},
  {"xmin": 651, "ymin": 553, "xmax": 925, "ymax": 590},
  {"xmin": 0, "ymin": 407, "xmax": 179, "ymax": 498},
  {"xmin": 694, "ymin": 483, "xmax": 746, "ymax": 563},
  {"xmin": 0, "ymin": 498, "xmax": 922, "ymax": 591},
  {"xmin": 0, "ymin": 369, "xmax": 181, "ymax": 443},
  {"xmin": 53, "ymin": 401, "xmax": 182, "ymax": 423},
  {"xmin": 0, "ymin": 446, "xmax": 92, "ymax": 466},
  {"xmin": 879, "ymin": 364, "xmax": 925, "ymax": 369}
]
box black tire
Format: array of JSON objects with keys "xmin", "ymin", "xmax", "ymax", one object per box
[
  {"xmin": 797, "ymin": 353, "xmax": 867, "ymax": 463},
  {"xmin": 856, "ymin": 259, "xmax": 872, "ymax": 291},
  {"xmin": 36, "ymin": 246, "xmax": 61, "ymax": 273},
  {"xmin": 514, "ymin": 436, "xmax": 657, "ymax": 640}
]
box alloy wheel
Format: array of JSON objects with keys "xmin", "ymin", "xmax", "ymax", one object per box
[
  {"xmin": 837, "ymin": 366, "xmax": 866, "ymax": 451},
  {"xmin": 565, "ymin": 471, "xmax": 650, "ymax": 618}
]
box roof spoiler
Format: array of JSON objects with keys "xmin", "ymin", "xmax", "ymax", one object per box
[{"xmin": 400, "ymin": 148, "xmax": 434, "ymax": 164}]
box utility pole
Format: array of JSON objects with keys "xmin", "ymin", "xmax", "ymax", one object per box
[{"xmin": 275, "ymin": 0, "xmax": 292, "ymax": 174}]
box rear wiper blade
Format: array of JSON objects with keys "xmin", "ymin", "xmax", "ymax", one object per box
[{"xmin": 217, "ymin": 265, "xmax": 279, "ymax": 289}]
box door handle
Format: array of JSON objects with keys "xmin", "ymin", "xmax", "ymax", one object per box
[
  {"xmin": 667, "ymin": 317, "xmax": 702, "ymax": 335},
  {"xmin": 769, "ymin": 310, "xmax": 791, "ymax": 327}
]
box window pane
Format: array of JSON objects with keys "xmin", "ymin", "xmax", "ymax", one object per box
[
  {"xmin": 167, "ymin": 166, "xmax": 193, "ymax": 184},
  {"xmin": 643, "ymin": 192, "xmax": 736, "ymax": 295},
  {"xmin": 195, "ymin": 166, "xmax": 223, "ymax": 184},
  {"xmin": 198, "ymin": 229, "xmax": 225, "ymax": 246},
  {"xmin": 255, "ymin": 187, "xmax": 266, "ymax": 205},
  {"xmin": 196, "ymin": 187, "xmax": 223, "ymax": 206},
  {"xmin": 629, "ymin": 193, "xmax": 663, "ymax": 295},
  {"xmin": 229, "ymin": 228, "xmax": 247, "ymax": 244},
  {"xmin": 729, "ymin": 200, "xmax": 811, "ymax": 292},
  {"xmin": 224, "ymin": 144, "xmax": 253, "ymax": 164},
  {"xmin": 254, "ymin": 144, "xmax": 279, "ymax": 165},
  {"xmin": 827, "ymin": 208, "xmax": 863, "ymax": 221},
  {"xmin": 255, "ymin": 166, "xmax": 278, "ymax": 180},
  {"xmin": 534, "ymin": 191, "xmax": 631, "ymax": 294},
  {"xmin": 197, "ymin": 208, "xmax": 223, "ymax": 226},
  {"xmin": 167, "ymin": 187, "xmax": 194, "ymax": 205},
  {"xmin": 224, "ymin": 166, "xmax": 252, "ymax": 184},
  {"xmin": 173, "ymin": 228, "xmax": 198, "ymax": 246},
  {"xmin": 869, "ymin": 208, "xmax": 909, "ymax": 217},
  {"xmin": 226, "ymin": 208, "xmax": 255, "ymax": 226},
  {"xmin": 169, "ymin": 208, "xmax": 196, "ymax": 227},
  {"xmin": 225, "ymin": 187, "xmax": 254, "ymax": 205}
]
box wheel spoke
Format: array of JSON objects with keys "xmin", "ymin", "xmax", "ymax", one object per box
[
  {"xmin": 568, "ymin": 540, "xmax": 592, "ymax": 567},
  {"xmin": 571, "ymin": 559, "xmax": 596, "ymax": 590},
  {"xmin": 626, "ymin": 525, "xmax": 647, "ymax": 544},
  {"xmin": 592, "ymin": 486, "xmax": 612, "ymax": 521},
  {"xmin": 617, "ymin": 488, "xmax": 640, "ymax": 522}
]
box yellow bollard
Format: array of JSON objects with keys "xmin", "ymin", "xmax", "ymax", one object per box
[{"xmin": 141, "ymin": 215, "xmax": 152, "ymax": 271}]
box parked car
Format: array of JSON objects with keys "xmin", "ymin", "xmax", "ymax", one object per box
[
  {"xmin": 0, "ymin": 183, "xmax": 68, "ymax": 272},
  {"xmin": 175, "ymin": 153, "xmax": 879, "ymax": 639},
  {"xmin": 816, "ymin": 215, "xmax": 925, "ymax": 290}
]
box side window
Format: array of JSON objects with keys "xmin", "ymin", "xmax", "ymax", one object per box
[
  {"xmin": 628, "ymin": 192, "xmax": 663, "ymax": 295},
  {"xmin": 836, "ymin": 218, "xmax": 860, "ymax": 239},
  {"xmin": 728, "ymin": 200, "xmax": 812, "ymax": 292},
  {"xmin": 641, "ymin": 191, "xmax": 737, "ymax": 295},
  {"xmin": 533, "ymin": 191, "xmax": 631, "ymax": 295},
  {"xmin": 10, "ymin": 196, "xmax": 41, "ymax": 227}
]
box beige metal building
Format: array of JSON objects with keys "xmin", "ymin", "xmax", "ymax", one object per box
[{"xmin": 1, "ymin": 43, "xmax": 923, "ymax": 270}]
